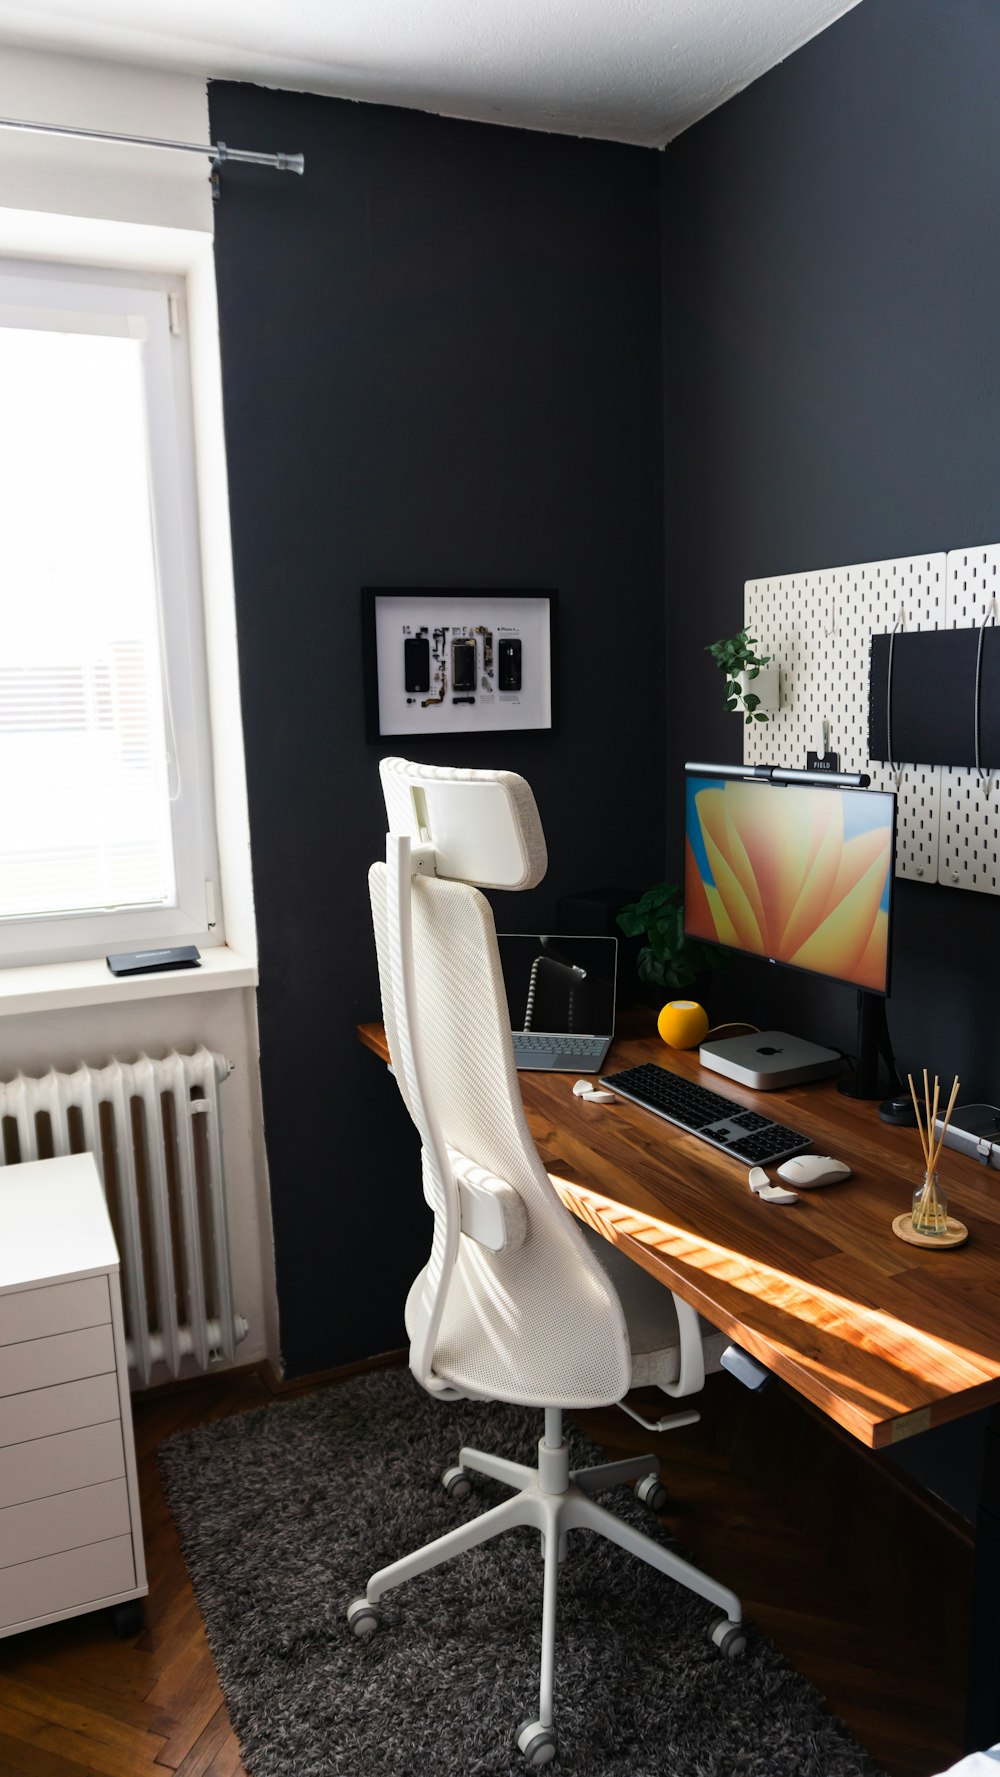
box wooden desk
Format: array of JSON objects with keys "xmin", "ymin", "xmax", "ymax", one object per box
[
  {"xmin": 358, "ymin": 1009, "xmax": 1000, "ymax": 1744},
  {"xmin": 359, "ymin": 1009, "xmax": 1000, "ymax": 1451}
]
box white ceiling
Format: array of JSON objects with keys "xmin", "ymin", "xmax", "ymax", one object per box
[{"xmin": 0, "ymin": 0, "xmax": 862, "ymax": 149}]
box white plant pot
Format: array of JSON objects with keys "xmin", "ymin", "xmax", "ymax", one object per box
[{"xmin": 734, "ymin": 662, "xmax": 779, "ymax": 717}]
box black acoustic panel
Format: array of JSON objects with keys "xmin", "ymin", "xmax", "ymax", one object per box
[{"xmin": 869, "ymin": 628, "xmax": 1000, "ymax": 768}]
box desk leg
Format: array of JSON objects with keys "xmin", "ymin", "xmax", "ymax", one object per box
[{"xmin": 965, "ymin": 1403, "xmax": 1000, "ymax": 1751}]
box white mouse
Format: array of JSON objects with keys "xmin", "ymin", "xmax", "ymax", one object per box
[
  {"xmin": 572, "ymin": 1079, "xmax": 595, "ymax": 1097},
  {"xmin": 776, "ymin": 1154, "xmax": 852, "ymax": 1188}
]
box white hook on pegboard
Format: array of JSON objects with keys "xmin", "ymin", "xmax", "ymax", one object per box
[
  {"xmin": 974, "ymin": 594, "xmax": 997, "ymax": 797},
  {"xmin": 823, "ymin": 585, "xmax": 837, "ymax": 638}
]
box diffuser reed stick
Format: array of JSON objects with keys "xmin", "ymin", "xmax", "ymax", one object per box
[
  {"xmin": 907, "ymin": 1073, "xmax": 929, "ymax": 1167},
  {"xmin": 930, "ymin": 1076, "xmax": 961, "ymax": 1174}
]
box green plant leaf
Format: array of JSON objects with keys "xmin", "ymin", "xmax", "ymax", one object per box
[
  {"xmin": 619, "ymin": 884, "xmax": 731, "ymax": 993},
  {"xmin": 616, "ymin": 907, "xmax": 645, "ymax": 936},
  {"xmin": 617, "ymin": 883, "xmax": 681, "ymax": 938},
  {"xmin": 708, "ymin": 627, "xmax": 772, "ymax": 718},
  {"xmin": 636, "ymin": 947, "xmax": 667, "ymax": 987}
]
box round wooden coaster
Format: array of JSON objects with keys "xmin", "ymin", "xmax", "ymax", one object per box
[{"xmin": 892, "ymin": 1213, "xmax": 968, "ymax": 1249}]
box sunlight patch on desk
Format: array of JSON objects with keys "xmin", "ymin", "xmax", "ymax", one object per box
[{"xmin": 548, "ymin": 1175, "xmax": 1000, "ymax": 1415}]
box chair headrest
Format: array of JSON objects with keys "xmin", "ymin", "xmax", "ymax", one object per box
[{"xmin": 379, "ymin": 758, "xmax": 547, "ymax": 891}]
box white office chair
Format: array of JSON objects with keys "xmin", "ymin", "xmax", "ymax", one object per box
[{"xmin": 350, "ymin": 757, "xmax": 743, "ymax": 1768}]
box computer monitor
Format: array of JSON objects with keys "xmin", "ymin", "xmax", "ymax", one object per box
[{"xmin": 684, "ymin": 767, "xmax": 896, "ymax": 997}]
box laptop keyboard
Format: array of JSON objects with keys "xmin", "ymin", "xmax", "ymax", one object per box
[
  {"xmin": 599, "ymin": 1062, "xmax": 810, "ymax": 1166},
  {"xmin": 513, "ymin": 1034, "xmax": 608, "ymax": 1059}
]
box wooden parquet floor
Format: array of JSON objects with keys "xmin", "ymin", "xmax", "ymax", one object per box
[
  {"xmin": 0, "ymin": 1362, "xmax": 972, "ymax": 1777},
  {"xmin": 0, "ymin": 1368, "xmax": 270, "ymax": 1777}
]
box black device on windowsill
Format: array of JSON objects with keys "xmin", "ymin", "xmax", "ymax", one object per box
[{"xmin": 106, "ymin": 946, "xmax": 201, "ymax": 977}]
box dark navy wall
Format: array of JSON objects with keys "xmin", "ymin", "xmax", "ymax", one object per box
[
  {"xmin": 208, "ymin": 84, "xmax": 665, "ymax": 1375},
  {"xmin": 212, "ymin": 0, "xmax": 1000, "ymax": 1387},
  {"xmin": 661, "ymin": 0, "xmax": 1000, "ymax": 1097}
]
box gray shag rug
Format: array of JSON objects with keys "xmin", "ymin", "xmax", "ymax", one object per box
[{"xmin": 158, "ymin": 1367, "xmax": 884, "ymax": 1777}]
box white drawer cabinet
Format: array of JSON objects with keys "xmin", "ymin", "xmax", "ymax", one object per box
[
  {"xmin": 0, "ymin": 1154, "xmax": 147, "ymax": 1639},
  {"xmin": 0, "ymin": 1321, "xmax": 116, "ymax": 1397}
]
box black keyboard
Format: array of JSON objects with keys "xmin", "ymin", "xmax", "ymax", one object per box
[{"xmin": 599, "ymin": 1062, "xmax": 810, "ymax": 1166}]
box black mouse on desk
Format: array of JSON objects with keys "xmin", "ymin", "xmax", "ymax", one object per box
[{"xmin": 879, "ymin": 1095, "xmax": 918, "ymax": 1127}]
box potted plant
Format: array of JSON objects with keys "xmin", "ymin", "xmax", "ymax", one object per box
[
  {"xmin": 706, "ymin": 629, "xmax": 778, "ymax": 724},
  {"xmin": 616, "ymin": 882, "xmax": 728, "ymax": 996}
]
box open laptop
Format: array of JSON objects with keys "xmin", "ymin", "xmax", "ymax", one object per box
[{"xmin": 497, "ymin": 933, "xmax": 617, "ymax": 1071}]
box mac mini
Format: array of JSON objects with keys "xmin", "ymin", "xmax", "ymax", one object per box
[{"xmin": 699, "ymin": 1029, "xmax": 841, "ymax": 1090}]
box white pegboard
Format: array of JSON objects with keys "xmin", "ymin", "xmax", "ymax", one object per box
[
  {"xmin": 745, "ymin": 554, "xmax": 945, "ymax": 882},
  {"xmin": 939, "ymin": 546, "xmax": 1000, "ymax": 895}
]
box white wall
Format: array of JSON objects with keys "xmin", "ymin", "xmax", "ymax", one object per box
[
  {"xmin": 0, "ymin": 47, "xmax": 280, "ymax": 1376},
  {"xmin": 0, "ymin": 45, "xmax": 214, "ymax": 232}
]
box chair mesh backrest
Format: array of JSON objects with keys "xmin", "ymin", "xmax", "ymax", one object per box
[{"xmin": 370, "ymin": 762, "xmax": 631, "ymax": 1410}]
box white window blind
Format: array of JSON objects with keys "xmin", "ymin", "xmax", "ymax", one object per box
[
  {"xmin": 0, "ymin": 326, "xmax": 175, "ymax": 921},
  {"xmin": 0, "ymin": 266, "xmax": 219, "ymax": 965}
]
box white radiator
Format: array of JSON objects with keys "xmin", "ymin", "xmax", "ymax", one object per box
[{"xmin": 0, "ymin": 1046, "xmax": 247, "ymax": 1386}]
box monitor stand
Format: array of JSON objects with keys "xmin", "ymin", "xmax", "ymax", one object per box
[
  {"xmin": 838, "ymin": 990, "xmax": 894, "ymax": 1101},
  {"xmin": 699, "ymin": 1029, "xmax": 842, "ymax": 1091}
]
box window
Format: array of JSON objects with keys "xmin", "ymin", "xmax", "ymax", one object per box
[{"xmin": 0, "ymin": 264, "xmax": 220, "ymax": 965}]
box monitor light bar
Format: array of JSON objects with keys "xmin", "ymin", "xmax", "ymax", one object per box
[{"xmin": 685, "ymin": 761, "xmax": 871, "ymax": 789}]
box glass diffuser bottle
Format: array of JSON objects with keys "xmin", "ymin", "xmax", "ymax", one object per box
[{"xmin": 911, "ymin": 1169, "xmax": 948, "ymax": 1236}]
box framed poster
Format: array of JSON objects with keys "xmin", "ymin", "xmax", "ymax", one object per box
[{"xmin": 362, "ymin": 588, "xmax": 555, "ymax": 742}]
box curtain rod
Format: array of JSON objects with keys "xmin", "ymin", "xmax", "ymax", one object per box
[{"xmin": 0, "ymin": 115, "xmax": 304, "ymax": 188}]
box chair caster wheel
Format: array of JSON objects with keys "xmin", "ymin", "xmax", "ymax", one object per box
[
  {"xmin": 347, "ymin": 1596, "xmax": 379, "ymax": 1638},
  {"xmin": 516, "ymin": 1719, "xmax": 557, "ymax": 1767},
  {"xmin": 709, "ymin": 1615, "xmax": 746, "ymax": 1658},
  {"xmin": 635, "ymin": 1472, "xmax": 669, "ymax": 1513},
  {"xmin": 442, "ymin": 1464, "xmax": 472, "ymax": 1500}
]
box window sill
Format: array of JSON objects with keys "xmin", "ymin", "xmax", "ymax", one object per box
[{"xmin": 0, "ymin": 947, "xmax": 258, "ymax": 1019}]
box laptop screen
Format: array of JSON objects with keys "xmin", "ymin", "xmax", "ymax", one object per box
[{"xmin": 496, "ymin": 934, "xmax": 617, "ymax": 1038}]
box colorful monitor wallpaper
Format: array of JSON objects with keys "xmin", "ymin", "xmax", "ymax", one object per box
[{"xmin": 685, "ymin": 776, "xmax": 894, "ymax": 993}]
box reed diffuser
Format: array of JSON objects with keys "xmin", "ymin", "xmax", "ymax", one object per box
[{"xmin": 907, "ymin": 1070, "xmax": 960, "ymax": 1236}]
